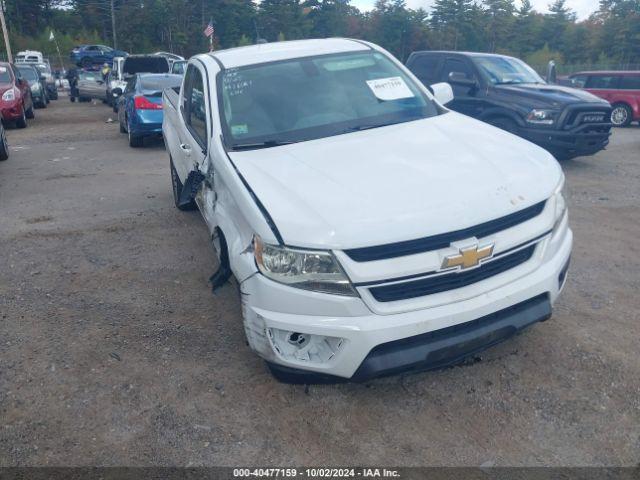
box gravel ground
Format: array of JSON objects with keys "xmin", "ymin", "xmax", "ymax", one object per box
[{"xmin": 0, "ymin": 96, "xmax": 638, "ymax": 467}]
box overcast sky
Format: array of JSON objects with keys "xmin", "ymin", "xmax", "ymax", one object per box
[{"xmin": 350, "ymin": 0, "xmax": 599, "ymax": 20}]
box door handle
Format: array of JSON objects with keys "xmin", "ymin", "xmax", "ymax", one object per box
[{"xmin": 179, "ymin": 143, "xmax": 192, "ymax": 155}]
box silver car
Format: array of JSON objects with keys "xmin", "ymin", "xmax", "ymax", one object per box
[{"xmin": 77, "ymin": 71, "xmax": 106, "ymax": 101}]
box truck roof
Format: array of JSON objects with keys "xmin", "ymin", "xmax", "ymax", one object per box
[
  {"xmin": 570, "ymin": 70, "xmax": 640, "ymax": 76},
  {"xmin": 208, "ymin": 38, "xmax": 370, "ymax": 69},
  {"xmin": 410, "ymin": 50, "xmax": 518, "ymax": 59}
]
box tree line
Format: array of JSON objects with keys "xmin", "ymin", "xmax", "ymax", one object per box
[{"xmin": 2, "ymin": 0, "xmax": 639, "ymax": 71}]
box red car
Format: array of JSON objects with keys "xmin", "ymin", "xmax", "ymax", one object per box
[
  {"xmin": 568, "ymin": 71, "xmax": 640, "ymax": 127},
  {"xmin": 0, "ymin": 61, "xmax": 35, "ymax": 128}
]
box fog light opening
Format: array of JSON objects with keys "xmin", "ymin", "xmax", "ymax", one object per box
[{"xmin": 267, "ymin": 328, "xmax": 345, "ymax": 364}]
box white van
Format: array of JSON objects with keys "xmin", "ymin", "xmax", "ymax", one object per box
[{"xmin": 15, "ymin": 50, "xmax": 44, "ymax": 64}]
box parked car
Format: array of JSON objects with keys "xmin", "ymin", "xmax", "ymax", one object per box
[
  {"xmin": 17, "ymin": 64, "xmax": 48, "ymax": 108},
  {"xmin": 0, "ymin": 62, "xmax": 35, "ymax": 127},
  {"xmin": 111, "ymin": 55, "xmax": 171, "ymax": 112},
  {"xmin": 0, "ymin": 122, "xmax": 9, "ymax": 160},
  {"xmin": 163, "ymin": 39, "xmax": 572, "ymax": 383},
  {"xmin": 70, "ymin": 44, "xmax": 128, "ymax": 68},
  {"xmin": 118, "ymin": 73, "xmax": 182, "ymax": 147},
  {"xmin": 405, "ymin": 51, "xmax": 613, "ymax": 160},
  {"xmin": 54, "ymin": 70, "xmax": 69, "ymax": 90},
  {"xmin": 33, "ymin": 62, "xmax": 58, "ymax": 100},
  {"xmin": 76, "ymin": 70, "xmax": 106, "ymax": 102},
  {"xmin": 567, "ymin": 71, "xmax": 640, "ymax": 127},
  {"xmin": 171, "ymin": 60, "xmax": 186, "ymax": 75}
]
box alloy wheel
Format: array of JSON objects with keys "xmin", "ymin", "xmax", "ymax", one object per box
[{"xmin": 611, "ymin": 106, "xmax": 628, "ymax": 126}]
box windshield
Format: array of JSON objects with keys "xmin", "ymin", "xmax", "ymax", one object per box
[
  {"xmin": 36, "ymin": 64, "xmax": 51, "ymax": 75},
  {"xmin": 172, "ymin": 61, "xmax": 186, "ymax": 75},
  {"xmin": 80, "ymin": 72, "xmax": 99, "ymax": 82},
  {"xmin": 18, "ymin": 67, "xmax": 38, "ymax": 81},
  {"xmin": 0, "ymin": 66, "xmax": 11, "ymax": 83},
  {"xmin": 219, "ymin": 51, "xmax": 438, "ymax": 149},
  {"xmin": 140, "ymin": 74, "xmax": 182, "ymax": 91},
  {"xmin": 474, "ymin": 56, "xmax": 544, "ymax": 85}
]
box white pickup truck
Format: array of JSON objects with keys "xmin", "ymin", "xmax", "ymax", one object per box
[{"xmin": 162, "ymin": 39, "xmax": 572, "ymax": 383}]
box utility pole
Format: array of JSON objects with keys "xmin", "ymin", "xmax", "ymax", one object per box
[
  {"xmin": 0, "ymin": 0, "xmax": 12, "ymax": 63},
  {"xmin": 110, "ymin": 0, "xmax": 117, "ymax": 49}
]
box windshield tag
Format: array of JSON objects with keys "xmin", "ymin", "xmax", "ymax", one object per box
[
  {"xmin": 366, "ymin": 76, "xmax": 414, "ymax": 101},
  {"xmin": 231, "ymin": 124, "xmax": 248, "ymax": 135}
]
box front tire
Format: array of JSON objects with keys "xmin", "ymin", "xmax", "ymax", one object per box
[
  {"xmin": 0, "ymin": 126, "xmax": 9, "ymax": 161},
  {"xmin": 25, "ymin": 103, "xmax": 35, "ymax": 119},
  {"xmin": 611, "ymin": 103, "xmax": 632, "ymax": 127},
  {"xmin": 15, "ymin": 106, "xmax": 27, "ymax": 128},
  {"xmin": 170, "ymin": 159, "xmax": 197, "ymax": 211}
]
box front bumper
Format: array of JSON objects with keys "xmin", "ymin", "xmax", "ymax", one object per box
[
  {"xmin": 240, "ymin": 221, "xmax": 573, "ymax": 381},
  {"xmin": 522, "ymin": 124, "xmax": 611, "ymax": 157},
  {"xmin": 1, "ymin": 100, "xmax": 23, "ymax": 120}
]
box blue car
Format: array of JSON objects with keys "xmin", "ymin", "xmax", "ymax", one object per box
[
  {"xmin": 118, "ymin": 73, "xmax": 183, "ymax": 148},
  {"xmin": 70, "ymin": 45, "xmax": 128, "ymax": 68}
]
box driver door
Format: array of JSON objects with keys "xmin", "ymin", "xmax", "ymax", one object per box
[
  {"xmin": 441, "ymin": 57, "xmax": 483, "ymax": 118},
  {"xmin": 173, "ymin": 63, "xmax": 216, "ymax": 229}
]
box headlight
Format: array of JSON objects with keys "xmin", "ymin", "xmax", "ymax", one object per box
[
  {"xmin": 553, "ymin": 177, "xmax": 567, "ymax": 230},
  {"xmin": 2, "ymin": 88, "xmax": 16, "ymax": 101},
  {"xmin": 526, "ymin": 109, "xmax": 556, "ymax": 125},
  {"xmin": 31, "ymin": 83, "xmax": 41, "ymax": 93},
  {"xmin": 254, "ymin": 235, "xmax": 357, "ymax": 296}
]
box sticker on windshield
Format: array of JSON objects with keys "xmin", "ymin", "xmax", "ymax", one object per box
[
  {"xmin": 231, "ymin": 124, "xmax": 248, "ymax": 135},
  {"xmin": 366, "ymin": 77, "xmax": 414, "ymax": 101}
]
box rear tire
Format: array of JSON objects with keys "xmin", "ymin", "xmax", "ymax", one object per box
[
  {"xmin": 171, "ymin": 158, "xmax": 197, "ymax": 211},
  {"xmin": 0, "ymin": 126, "xmax": 9, "ymax": 161},
  {"xmin": 611, "ymin": 103, "xmax": 632, "ymax": 127},
  {"xmin": 128, "ymin": 126, "xmax": 143, "ymax": 148}
]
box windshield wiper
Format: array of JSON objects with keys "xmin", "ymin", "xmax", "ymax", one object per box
[
  {"xmin": 340, "ymin": 120, "xmax": 410, "ymax": 134},
  {"xmin": 230, "ymin": 140, "xmax": 296, "ymax": 151}
]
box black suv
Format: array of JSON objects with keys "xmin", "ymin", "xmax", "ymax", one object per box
[{"xmin": 406, "ymin": 51, "xmax": 612, "ymax": 160}]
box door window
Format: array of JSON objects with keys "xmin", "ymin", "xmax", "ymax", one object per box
[
  {"xmin": 409, "ymin": 55, "xmax": 440, "ymax": 84},
  {"xmin": 183, "ymin": 65, "xmax": 208, "ymax": 149},
  {"xmin": 619, "ymin": 75, "xmax": 640, "ymax": 90},
  {"xmin": 441, "ymin": 58, "xmax": 476, "ymax": 95},
  {"xmin": 570, "ymin": 75, "xmax": 588, "ymax": 88},
  {"xmin": 586, "ymin": 76, "xmax": 618, "ymax": 89}
]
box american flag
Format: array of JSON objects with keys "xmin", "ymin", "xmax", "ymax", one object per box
[{"xmin": 203, "ymin": 21, "xmax": 214, "ymax": 38}]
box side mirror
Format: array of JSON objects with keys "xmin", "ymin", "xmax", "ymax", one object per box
[
  {"xmin": 448, "ymin": 71, "xmax": 477, "ymax": 88},
  {"xmin": 430, "ymin": 82, "xmax": 454, "ymax": 105}
]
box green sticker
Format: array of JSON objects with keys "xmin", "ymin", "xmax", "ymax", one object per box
[{"xmin": 231, "ymin": 124, "xmax": 248, "ymax": 135}]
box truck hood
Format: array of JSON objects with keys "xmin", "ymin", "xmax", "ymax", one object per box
[
  {"xmin": 228, "ymin": 112, "xmax": 562, "ymax": 250},
  {"xmin": 494, "ymin": 83, "xmax": 608, "ymax": 109}
]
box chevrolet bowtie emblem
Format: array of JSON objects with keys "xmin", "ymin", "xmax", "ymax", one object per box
[{"xmin": 442, "ymin": 243, "xmax": 494, "ymax": 270}]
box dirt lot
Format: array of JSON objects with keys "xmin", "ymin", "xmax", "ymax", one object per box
[{"xmin": 0, "ymin": 96, "xmax": 638, "ymax": 467}]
